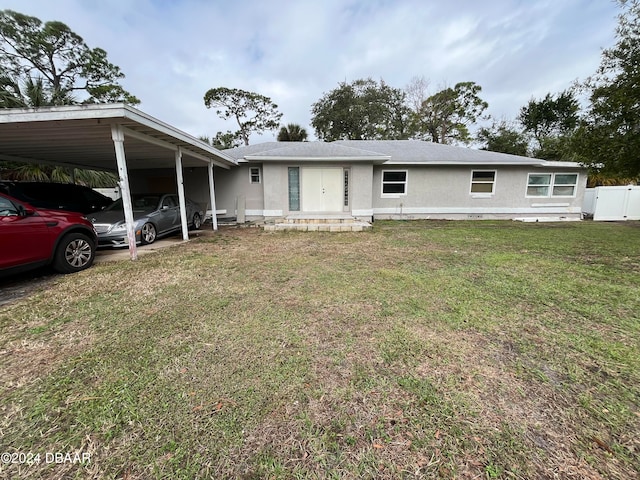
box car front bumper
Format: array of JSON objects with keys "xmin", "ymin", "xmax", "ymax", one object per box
[{"xmin": 96, "ymin": 231, "xmax": 141, "ymax": 248}]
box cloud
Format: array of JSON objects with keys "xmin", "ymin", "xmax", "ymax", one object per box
[{"xmin": 1, "ymin": 0, "xmax": 620, "ymax": 142}]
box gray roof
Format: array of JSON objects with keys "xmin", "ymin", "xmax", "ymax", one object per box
[
  {"xmin": 226, "ymin": 141, "xmax": 389, "ymax": 162},
  {"xmin": 225, "ymin": 140, "xmax": 583, "ymax": 168},
  {"xmin": 335, "ymin": 140, "xmax": 559, "ymax": 166},
  {"xmin": 222, "ymin": 142, "xmax": 286, "ymax": 160}
]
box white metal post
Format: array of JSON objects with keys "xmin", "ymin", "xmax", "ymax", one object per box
[
  {"xmin": 175, "ymin": 147, "xmax": 189, "ymax": 241},
  {"xmin": 208, "ymin": 161, "xmax": 218, "ymax": 231},
  {"xmin": 110, "ymin": 124, "xmax": 138, "ymax": 260}
]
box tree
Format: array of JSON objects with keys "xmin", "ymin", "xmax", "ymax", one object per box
[
  {"xmin": 410, "ymin": 81, "xmax": 488, "ymax": 144},
  {"xmin": 199, "ymin": 132, "xmax": 242, "ymax": 150},
  {"xmin": 518, "ymin": 90, "xmax": 579, "ymax": 159},
  {"xmin": 277, "ymin": 123, "xmax": 308, "ymax": 141},
  {"xmin": 310, "ymin": 78, "xmax": 410, "ymax": 141},
  {"xmin": 477, "ymin": 119, "xmax": 529, "ymax": 156},
  {"xmin": 0, "ymin": 10, "xmax": 135, "ymax": 184},
  {"xmin": 405, "ymin": 76, "xmax": 430, "ymax": 113},
  {"xmin": 0, "ymin": 9, "xmax": 139, "ymax": 106},
  {"xmin": 0, "ymin": 75, "xmax": 62, "ymax": 107},
  {"xmin": 212, "ymin": 131, "xmax": 243, "ymax": 150},
  {"xmin": 576, "ymin": 0, "xmax": 640, "ymax": 177},
  {"xmin": 0, "ymin": 162, "xmax": 117, "ymax": 187},
  {"xmin": 203, "ymin": 87, "xmax": 282, "ymax": 146}
]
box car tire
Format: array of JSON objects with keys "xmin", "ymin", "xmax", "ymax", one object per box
[
  {"xmin": 52, "ymin": 232, "xmax": 96, "ymax": 274},
  {"xmin": 140, "ymin": 222, "xmax": 157, "ymax": 244},
  {"xmin": 191, "ymin": 212, "xmax": 202, "ymax": 230}
]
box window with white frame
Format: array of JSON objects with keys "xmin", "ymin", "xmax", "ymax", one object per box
[
  {"xmin": 470, "ymin": 170, "xmax": 496, "ymax": 194},
  {"xmin": 527, "ymin": 173, "xmax": 578, "ymax": 197},
  {"xmin": 382, "ymin": 170, "xmax": 407, "ymax": 195},
  {"xmin": 551, "ymin": 174, "xmax": 579, "ymax": 196},
  {"xmin": 249, "ymin": 166, "xmax": 261, "ymax": 184}
]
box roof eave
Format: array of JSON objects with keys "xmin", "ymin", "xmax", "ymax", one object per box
[
  {"xmin": 383, "ymin": 161, "xmax": 585, "ymax": 168},
  {"xmin": 0, "ymin": 103, "xmax": 238, "ymax": 167},
  {"xmin": 245, "ymin": 155, "xmax": 390, "ymax": 163},
  {"xmin": 120, "ymin": 105, "xmax": 237, "ymax": 166}
]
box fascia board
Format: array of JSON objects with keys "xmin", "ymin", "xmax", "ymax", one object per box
[
  {"xmin": 0, "ymin": 103, "xmax": 237, "ymax": 167},
  {"xmin": 120, "ymin": 105, "xmax": 237, "ymax": 166},
  {"xmin": 383, "ymin": 161, "xmax": 584, "ymax": 168},
  {"xmin": 382, "ymin": 161, "xmax": 543, "ymax": 166},
  {"xmin": 245, "ymin": 155, "xmax": 390, "ymax": 162}
]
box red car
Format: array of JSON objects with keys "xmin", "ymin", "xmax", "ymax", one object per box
[{"xmin": 0, "ymin": 192, "xmax": 97, "ymax": 277}]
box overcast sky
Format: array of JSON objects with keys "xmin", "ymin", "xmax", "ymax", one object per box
[{"xmin": 3, "ymin": 0, "xmax": 621, "ymax": 144}]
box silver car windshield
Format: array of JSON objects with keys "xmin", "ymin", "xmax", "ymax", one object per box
[{"xmin": 105, "ymin": 195, "xmax": 161, "ymax": 212}]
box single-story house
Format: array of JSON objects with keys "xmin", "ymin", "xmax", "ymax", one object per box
[
  {"xmin": 0, "ymin": 104, "xmax": 588, "ymax": 260},
  {"xmin": 198, "ymin": 140, "xmax": 587, "ymax": 223}
]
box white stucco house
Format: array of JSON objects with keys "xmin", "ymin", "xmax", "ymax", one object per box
[
  {"xmin": 0, "ymin": 104, "xmax": 588, "ymax": 255},
  {"xmin": 197, "ymin": 140, "xmax": 587, "ymax": 225}
]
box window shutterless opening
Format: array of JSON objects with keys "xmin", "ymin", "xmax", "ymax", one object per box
[
  {"xmin": 382, "ymin": 170, "xmax": 407, "ymax": 196},
  {"xmin": 470, "ymin": 170, "xmax": 496, "ymax": 194},
  {"xmin": 527, "ymin": 173, "xmax": 577, "ymax": 197},
  {"xmin": 249, "ymin": 167, "xmax": 261, "ymax": 184}
]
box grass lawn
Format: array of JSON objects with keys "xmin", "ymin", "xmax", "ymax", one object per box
[{"xmin": 0, "ymin": 220, "xmax": 639, "ymax": 479}]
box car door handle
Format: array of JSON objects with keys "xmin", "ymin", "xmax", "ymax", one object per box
[{"xmin": 45, "ymin": 221, "xmax": 58, "ymax": 227}]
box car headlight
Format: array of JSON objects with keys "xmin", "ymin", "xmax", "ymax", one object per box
[{"xmin": 111, "ymin": 223, "xmax": 128, "ymax": 232}]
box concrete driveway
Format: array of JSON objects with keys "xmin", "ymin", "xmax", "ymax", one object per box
[
  {"xmin": 0, "ymin": 229, "xmax": 216, "ymax": 306},
  {"xmin": 94, "ymin": 228, "xmax": 216, "ymax": 263}
]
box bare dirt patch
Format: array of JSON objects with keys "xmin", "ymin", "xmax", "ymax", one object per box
[{"xmin": 0, "ymin": 268, "xmax": 58, "ymax": 307}]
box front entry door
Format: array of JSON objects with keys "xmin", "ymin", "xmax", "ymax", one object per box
[{"xmin": 301, "ymin": 168, "xmax": 343, "ymax": 212}]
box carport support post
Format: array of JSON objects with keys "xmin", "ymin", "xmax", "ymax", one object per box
[
  {"xmin": 208, "ymin": 161, "xmax": 218, "ymax": 231},
  {"xmin": 175, "ymin": 147, "xmax": 189, "ymax": 241},
  {"xmin": 110, "ymin": 124, "xmax": 138, "ymax": 261}
]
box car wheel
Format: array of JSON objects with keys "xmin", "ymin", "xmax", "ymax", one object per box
[
  {"xmin": 191, "ymin": 212, "xmax": 202, "ymax": 230},
  {"xmin": 140, "ymin": 222, "xmax": 157, "ymax": 244},
  {"xmin": 52, "ymin": 233, "xmax": 95, "ymax": 274}
]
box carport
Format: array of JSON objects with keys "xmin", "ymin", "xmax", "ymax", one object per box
[{"xmin": 0, "ymin": 104, "xmax": 237, "ymax": 260}]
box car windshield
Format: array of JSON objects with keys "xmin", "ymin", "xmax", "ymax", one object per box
[{"xmin": 105, "ymin": 195, "xmax": 161, "ymax": 212}]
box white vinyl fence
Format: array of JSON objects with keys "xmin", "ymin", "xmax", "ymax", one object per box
[{"xmin": 583, "ymin": 186, "xmax": 640, "ymax": 221}]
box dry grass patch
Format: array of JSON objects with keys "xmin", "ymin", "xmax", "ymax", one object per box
[{"xmin": 0, "ymin": 221, "xmax": 638, "ymax": 479}]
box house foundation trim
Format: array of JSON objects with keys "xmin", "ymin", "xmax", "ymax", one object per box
[{"xmin": 373, "ymin": 206, "xmax": 582, "ymax": 215}]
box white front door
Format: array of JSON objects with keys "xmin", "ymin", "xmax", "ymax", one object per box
[{"xmin": 301, "ymin": 168, "xmax": 343, "ymax": 212}]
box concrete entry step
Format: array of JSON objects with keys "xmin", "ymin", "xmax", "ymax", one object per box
[
  {"xmin": 284, "ymin": 214, "xmax": 359, "ymax": 224},
  {"xmin": 264, "ymin": 222, "xmax": 371, "ymax": 232},
  {"xmin": 263, "ymin": 214, "xmax": 371, "ymax": 232}
]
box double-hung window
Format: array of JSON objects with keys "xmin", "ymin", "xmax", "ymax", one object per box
[
  {"xmin": 551, "ymin": 174, "xmax": 579, "ymax": 196},
  {"xmin": 470, "ymin": 170, "xmax": 496, "ymax": 194},
  {"xmin": 249, "ymin": 166, "xmax": 261, "ymax": 184},
  {"xmin": 382, "ymin": 170, "xmax": 407, "ymax": 196},
  {"xmin": 527, "ymin": 173, "xmax": 578, "ymax": 197}
]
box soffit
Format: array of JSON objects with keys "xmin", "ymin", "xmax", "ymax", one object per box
[{"xmin": 0, "ymin": 104, "xmax": 236, "ymax": 171}]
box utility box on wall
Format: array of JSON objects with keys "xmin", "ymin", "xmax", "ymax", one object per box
[{"xmin": 584, "ymin": 186, "xmax": 640, "ymax": 221}]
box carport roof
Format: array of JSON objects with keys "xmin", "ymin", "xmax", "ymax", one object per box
[{"xmin": 0, "ymin": 103, "xmax": 237, "ymax": 171}]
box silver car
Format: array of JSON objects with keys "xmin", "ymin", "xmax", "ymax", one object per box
[{"xmin": 90, "ymin": 194, "xmax": 203, "ymax": 247}]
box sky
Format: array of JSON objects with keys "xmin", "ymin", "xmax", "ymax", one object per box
[{"xmin": 1, "ymin": 0, "xmax": 622, "ymax": 144}]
